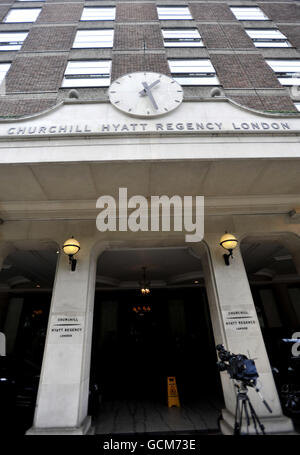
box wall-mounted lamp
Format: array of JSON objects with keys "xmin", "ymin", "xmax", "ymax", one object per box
[
  {"xmin": 62, "ymin": 237, "xmax": 80, "ymax": 271},
  {"xmin": 220, "ymin": 232, "xmax": 238, "ymax": 266}
]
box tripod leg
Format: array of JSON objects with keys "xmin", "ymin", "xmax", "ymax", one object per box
[
  {"xmin": 234, "ymin": 394, "xmax": 241, "ymax": 435},
  {"xmin": 239, "ymin": 398, "xmax": 244, "ymax": 434},
  {"xmin": 247, "ymin": 398, "xmax": 266, "ymax": 435},
  {"xmin": 243, "ymin": 399, "xmax": 251, "ymax": 434}
]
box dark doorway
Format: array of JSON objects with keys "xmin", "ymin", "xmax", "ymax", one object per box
[{"xmin": 90, "ymin": 287, "xmax": 222, "ymax": 407}]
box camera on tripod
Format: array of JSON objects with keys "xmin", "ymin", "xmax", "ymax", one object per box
[{"xmin": 216, "ymin": 344, "xmax": 259, "ymax": 387}]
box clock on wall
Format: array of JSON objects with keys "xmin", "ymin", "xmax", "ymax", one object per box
[{"xmin": 108, "ymin": 72, "xmax": 184, "ymax": 118}]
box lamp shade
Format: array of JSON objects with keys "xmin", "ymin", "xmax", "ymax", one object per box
[
  {"xmin": 62, "ymin": 237, "xmax": 80, "ymax": 256},
  {"xmin": 220, "ymin": 233, "xmax": 238, "ymax": 251}
]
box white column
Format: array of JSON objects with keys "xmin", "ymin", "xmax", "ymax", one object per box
[
  {"xmin": 192, "ymin": 237, "xmax": 294, "ymax": 435},
  {"xmin": 27, "ymin": 240, "xmax": 98, "ymax": 435}
]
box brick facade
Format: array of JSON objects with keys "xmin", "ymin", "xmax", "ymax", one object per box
[
  {"xmin": 114, "ymin": 24, "xmax": 164, "ymax": 50},
  {"xmin": 0, "ymin": 5, "xmax": 9, "ymax": 21},
  {"xmin": 0, "ymin": 99, "xmax": 57, "ymax": 117},
  {"xmin": 211, "ymin": 54, "xmax": 281, "ymax": 89},
  {"xmin": 189, "ymin": 3, "xmax": 236, "ymax": 21},
  {"xmin": 198, "ymin": 24, "xmax": 254, "ymax": 49},
  {"xmin": 0, "ymin": 1, "xmax": 298, "ymax": 115},
  {"xmin": 230, "ymin": 95, "xmax": 298, "ymax": 113},
  {"xmin": 37, "ymin": 3, "xmax": 83, "ymax": 24},
  {"xmin": 6, "ymin": 55, "xmax": 67, "ymax": 93},
  {"xmin": 277, "ymin": 25, "xmax": 300, "ymax": 49},
  {"xmin": 259, "ymin": 3, "xmax": 300, "ymax": 22},
  {"xmin": 22, "ymin": 26, "xmax": 77, "ymax": 52},
  {"xmin": 116, "ymin": 3, "xmax": 158, "ymax": 22},
  {"xmin": 111, "ymin": 54, "xmax": 170, "ymax": 82}
]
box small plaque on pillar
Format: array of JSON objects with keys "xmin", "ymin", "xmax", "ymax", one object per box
[
  {"xmin": 48, "ymin": 315, "xmax": 84, "ymax": 344},
  {"xmin": 222, "ymin": 307, "xmax": 259, "ymax": 335}
]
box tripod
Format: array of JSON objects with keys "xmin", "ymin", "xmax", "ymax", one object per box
[{"xmin": 234, "ymin": 382, "xmax": 269, "ymax": 435}]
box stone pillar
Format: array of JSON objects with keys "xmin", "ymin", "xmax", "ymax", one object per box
[
  {"xmin": 27, "ymin": 240, "xmax": 99, "ymax": 435},
  {"xmin": 192, "ymin": 237, "xmax": 294, "ymax": 435}
]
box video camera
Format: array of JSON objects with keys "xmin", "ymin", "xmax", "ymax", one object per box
[{"xmin": 216, "ymin": 344, "xmax": 259, "ymax": 387}]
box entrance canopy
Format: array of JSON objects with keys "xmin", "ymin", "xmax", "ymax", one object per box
[{"xmin": 0, "ymin": 97, "xmax": 300, "ymax": 226}]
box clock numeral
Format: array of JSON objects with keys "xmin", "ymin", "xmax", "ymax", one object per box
[
  {"xmin": 110, "ymin": 91, "xmax": 116, "ymax": 94},
  {"xmin": 128, "ymin": 108, "xmax": 132, "ymax": 112},
  {"xmin": 177, "ymin": 90, "xmax": 183, "ymax": 93},
  {"xmin": 115, "ymin": 101, "xmax": 120, "ymax": 104},
  {"xmin": 164, "ymin": 108, "xmax": 168, "ymax": 112},
  {"xmin": 175, "ymin": 100, "xmax": 180, "ymax": 103}
]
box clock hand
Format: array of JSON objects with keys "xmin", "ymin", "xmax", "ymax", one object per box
[
  {"xmin": 139, "ymin": 79, "xmax": 160, "ymax": 96},
  {"xmin": 140, "ymin": 81, "xmax": 159, "ymax": 110}
]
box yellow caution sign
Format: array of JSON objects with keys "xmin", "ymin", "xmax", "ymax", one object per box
[{"xmin": 167, "ymin": 376, "xmax": 180, "ymax": 408}]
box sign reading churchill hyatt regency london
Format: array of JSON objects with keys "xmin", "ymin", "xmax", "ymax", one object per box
[{"xmin": 1, "ymin": 81, "xmax": 300, "ymax": 138}]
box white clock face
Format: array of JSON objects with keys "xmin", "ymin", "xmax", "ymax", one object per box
[{"xmin": 108, "ymin": 72, "xmax": 183, "ymax": 118}]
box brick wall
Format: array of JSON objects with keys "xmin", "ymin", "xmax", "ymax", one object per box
[
  {"xmin": 22, "ymin": 26, "xmax": 76, "ymax": 52},
  {"xmin": 189, "ymin": 3, "xmax": 236, "ymax": 21},
  {"xmin": 37, "ymin": 3, "xmax": 83, "ymax": 24},
  {"xmin": 0, "ymin": 98, "xmax": 57, "ymax": 117},
  {"xmin": 277, "ymin": 25, "xmax": 300, "ymax": 49},
  {"xmin": 114, "ymin": 24, "xmax": 164, "ymax": 50},
  {"xmin": 111, "ymin": 54, "xmax": 170, "ymax": 81},
  {"xmin": 211, "ymin": 54, "xmax": 281, "ymax": 89},
  {"xmin": 259, "ymin": 3, "xmax": 300, "ymax": 22},
  {"xmin": 116, "ymin": 3, "xmax": 158, "ymax": 21},
  {"xmin": 0, "ymin": 5, "xmax": 10, "ymax": 21},
  {"xmin": 198, "ymin": 24, "xmax": 254, "ymax": 49},
  {"xmin": 6, "ymin": 55, "xmax": 67, "ymax": 93},
  {"xmin": 231, "ymin": 95, "xmax": 298, "ymax": 113}
]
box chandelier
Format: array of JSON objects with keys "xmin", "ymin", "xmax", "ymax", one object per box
[
  {"xmin": 139, "ymin": 266, "xmax": 151, "ymax": 296},
  {"xmin": 132, "ymin": 267, "xmax": 151, "ymax": 315}
]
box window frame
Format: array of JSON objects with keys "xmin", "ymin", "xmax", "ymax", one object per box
[
  {"xmin": 161, "ymin": 28, "xmax": 204, "ymax": 48},
  {"xmin": 168, "ymin": 58, "xmax": 220, "ymax": 86},
  {"xmin": 157, "ymin": 6, "xmax": 193, "ymax": 20},
  {"xmin": 230, "ymin": 7, "xmax": 269, "ymax": 21},
  {"xmin": 72, "ymin": 29, "xmax": 114, "ymax": 49},
  {"xmin": 245, "ymin": 29, "xmax": 292, "ymax": 48},
  {"xmin": 266, "ymin": 59, "xmax": 300, "ymax": 86},
  {"xmin": 3, "ymin": 8, "xmax": 42, "ymax": 23},
  {"xmin": 0, "ymin": 31, "xmax": 28, "ymax": 51},
  {"xmin": 80, "ymin": 7, "xmax": 116, "ymax": 22},
  {"xmin": 61, "ymin": 60, "xmax": 112, "ymax": 88}
]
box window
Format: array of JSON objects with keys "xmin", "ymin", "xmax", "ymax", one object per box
[
  {"xmin": 62, "ymin": 60, "xmax": 111, "ymax": 87},
  {"xmin": 162, "ymin": 29, "xmax": 203, "ymax": 47},
  {"xmin": 295, "ymin": 102, "xmax": 300, "ymax": 112},
  {"xmin": 230, "ymin": 7, "xmax": 269, "ymax": 21},
  {"xmin": 157, "ymin": 6, "xmax": 192, "ymax": 20},
  {"xmin": 0, "ymin": 32, "xmax": 28, "ymax": 51},
  {"xmin": 168, "ymin": 59, "xmax": 219, "ymax": 85},
  {"xmin": 73, "ymin": 30, "xmax": 114, "ymax": 48},
  {"xmin": 81, "ymin": 7, "xmax": 116, "ymax": 21},
  {"xmin": 246, "ymin": 29, "xmax": 291, "ymax": 48},
  {"xmin": 266, "ymin": 59, "xmax": 300, "ymax": 86},
  {"xmin": 4, "ymin": 8, "xmax": 41, "ymax": 23},
  {"xmin": 0, "ymin": 63, "xmax": 11, "ymax": 83}
]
